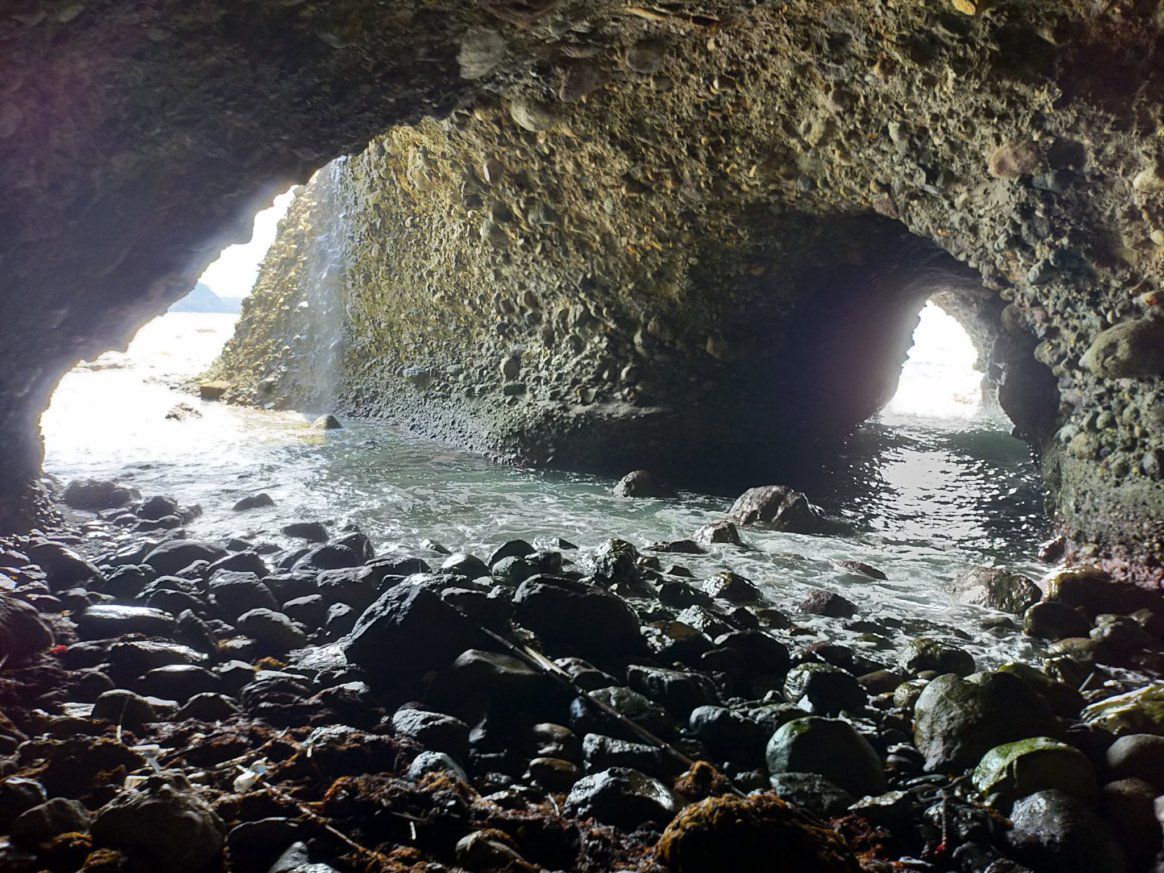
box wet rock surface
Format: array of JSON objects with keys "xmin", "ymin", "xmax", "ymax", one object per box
[{"xmin": 0, "ymin": 491, "xmax": 1162, "ymax": 871}]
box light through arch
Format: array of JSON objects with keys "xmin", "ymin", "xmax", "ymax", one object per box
[{"xmin": 885, "ymin": 301, "xmax": 984, "ymax": 419}]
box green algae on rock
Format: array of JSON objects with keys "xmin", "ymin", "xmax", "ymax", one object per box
[
  {"xmin": 1082, "ymin": 683, "xmax": 1164, "ymax": 737},
  {"xmin": 972, "ymin": 736, "xmax": 1096, "ymax": 808}
]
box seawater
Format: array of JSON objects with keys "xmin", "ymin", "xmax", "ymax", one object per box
[{"xmin": 42, "ymin": 308, "xmax": 1052, "ymax": 667}]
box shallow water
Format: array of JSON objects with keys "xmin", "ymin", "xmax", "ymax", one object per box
[{"xmin": 42, "ymin": 311, "xmax": 1053, "ymax": 668}]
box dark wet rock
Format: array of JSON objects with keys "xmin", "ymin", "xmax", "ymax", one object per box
[
  {"xmin": 92, "ymin": 774, "xmax": 226, "ymax": 872},
  {"xmin": 563, "ymin": 767, "xmax": 677, "ymax": 829},
  {"xmin": 835, "ymin": 560, "xmax": 887, "ymax": 580},
  {"xmin": 207, "ymin": 551, "xmax": 271, "ymax": 578},
  {"xmin": 1098, "ymin": 778, "xmax": 1159, "ymax": 870},
  {"xmin": 528, "ymin": 756, "xmax": 580, "ymax": 791},
  {"xmin": 701, "ymin": 570, "xmax": 761, "ymax": 604},
  {"xmin": 725, "ymin": 485, "xmax": 827, "ymax": 533},
  {"xmin": 392, "ymin": 707, "xmax": 470, "ymax": 758},
  {"xmin": 139, "ymin": 664, "xmax": 221, "ymax": 699},
  {"xmin": 76, "ymin": 603, "xmax": 175, "ymax": 639},
  {"xmin": 572, "ymin": 686, "xmax": 673, "ymax": 738},
  {"xmin": 226, "ymin": 817, "xmax": 303, "ymax": 871},
  {"xmin": 313, "ymin": 413, "xmax": 343, "ymax": 429},
  {"xmin": 513, "ymin": 575, "xmax": 644, "ymax": 661},
  {"xmin": 0, "ymin": 592, "xmax": 54, "ymax": 662},
  {"xmin": 658, "ymin": 581, "xmax": 714, "ymax": 609},
  {"xmin": 1023, "ymin": 601, "xmax": 1091, "ymax": 640},
  {"xmin": 26, "ymin": 541, "xmax": 103, "ymax": 591},
  {"xmin": 137, "ymin": 495, "xmax": 180, "ymax": 521},
  {"xmin": 952, "ymin": 566, "xmax": 1041, "ymax": 614},
  {"xmin": 1006, "ymin": 790, "xmax": 1126, "ymax": 873},
  {"xmin": 91, "ymin": 689, "xmax": 163, "ymax": 730},
  {"xmin": 144, "ymin": 540, "xmax": 228, "ymax": 576},
  {"xmin": 591, "ymin": 538, "xmax": 642, "ymax": 590},
  {"xmin": 440, "ymin": 586, "xmax": 513, "ymax": 633},
  {"xmin": 431, "ymin": 648, "xmax": 564, "ymax": 721},
  {"xmin": 102, "ymin": 563, "xmax": 157, "ymax": 598},
  {"xmin": 650, "ymin": 539, "xmax": 706, "ymax": 555},
  {"xmin": 783, "ymin": 662, "xmax": 866, "ymax": 714},
  {"xmin": 858, "ymin": 669, "xmax": 908, "ymax": 695},
  {"xmin": 283, "ymin": 593, "xmax": 328, "ymax": 626},
  {"xmin": 692, "ymin": 521, "xmax": 743, "ymax": 547},
  {"xmin": 440, "ymin": 552, "xmax": 491, "ymax": 579},
  {"xmin": 766, "ymin": 772, "xmax": 855, "ymax": 817},
  {"xmin": 488, "ymin": 539, "xmax": 535, "ymax": 567},
  {"xmin": 177, "ymin": 692, "xmax": 239, "ymax": 722},
  {"xmin": 628, "ymin": 664, "xmax": 719, "ymax": 717},
  {"xmin": 900, "ymin": 638, "xmax": 975, "ymax": 677},
  {"xmin": 232, "ymin": 492, "xmax": 275, "ymax": 511},
  {"xmin": 408, "ymin": 750, "xmax": 469, "ymax": 783},
  {"xmin": 996, "ymin": 662, "xmax": 1084, "ymax": 719},
  {"xmin": 237, "ymin": 608, "xmax": 308, "ymax": 652},
  {"xmin": 766, "ymin": 716, "xmax": 885, "ymax": 797},
  {"xmin": 332, "ymin": 530, "xmax": 375, "ymax": 562},
  {"xmin": 913, "ymin": 672, "xmax": 1061, "ymax": 771},
  {"xmin": 657, "ymin": 791, "xmax": 860, "ymax": 873},
  {"xmin": 490, "ymin": 554, "xmax": 540, "ymax": 587},
  {"xmin": 799, "ymin": 589, "xmax": 857, "ymax": 618},
  {"xmin": 342, "ymin": 585, "xmax": 488, "ymax": 677},
  {"xmin": 324, "ymin": 602, "xmax": 359, "ymax": 640},
  {"xmin": 715, "ymin": 630, "xmax": 790, "ymax": 675},
  {"xmin": 0, "ymin": 779, "xmax": 47, "ymax": 832},
  {"xmin": 208, "ymin": 571, "xmax": 279, "ymax": 619},
  {"xmin": 1042, "ymin": 566, "xmax": 1160, "ymax": 620},
  {"xmin": 292, "ymin": 543, "xmax": 361, "ymax": 573},
  {"xmin": 1106, "ymin": 734, "xmax": 1164, "ymax": 790},
  {"xmin": 64, "ymin": 479, "xmax": 137, "ymax": 510},
  {"xmin": 281, "ymin": 521, "xmax": 329, "ymax": 542},
  {"xmin": 582, "ymin": 733, "xmax": 665, "ymax": 774},
  {"xmin": 1082, "ymin": 683, "xmax": 1164, "ymax": 736},
  {"xmin": 972, "ymin": 737, "xmax": 1096, "ymax": 808},
  {"xmin": 10, "ymin": 797, "xmax": 92, "ymax": 846},
  {"xmin": 613, "ymin": 470, "xmax": 676, "ymax": 498},
  {"xmin": 688, "ymin": 706, "xmax": 769, "ymax": 763}
]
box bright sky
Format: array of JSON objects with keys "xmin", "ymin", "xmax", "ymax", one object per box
[{"xmin": 198, "ymin": 188, "xmax": 296, "ymax": 298}]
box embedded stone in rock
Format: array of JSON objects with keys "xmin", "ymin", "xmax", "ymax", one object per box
[
  {"xmin": 1080, "ymin": 316, "xmax": 1164, "ymax": 378},
  {"xmin": 513, "ymin": 576, "xmax": 644, "ymax": 660},
  {"xmin": 657, "ymin": 792, "xmax": 860, "ymax": 873},
  {"xmin": 899, "ymin": 638, "xmax": 975, "ymax": 677},
  {"xmin": 913, "ymin": 672, "xmax": 1061, "ymax": 771},
  {"xmin": 972, "ymin": 737, "xmax": 1096, "ymax": 808},
  {"xmin": 765, "ymin": 716, "xmax": 886, "ymax": 798},
  {"xmin": 951, "ymin": 566, "xmax": 1041, "ymax": 614},
  {"xmin": 0, "ymin": 592, "xmax": 54, "ymax": 663},
  {"xmin": 63, "ymin": 479, "xmax": 138, "ymax": 511},
  {"xmin": 232, "ymin": 492, "xmax": 275, "ymax": 512},
  {"xmin": 458, "ymin": 27, "xmax": 506, "ymax": 80},
  {"xmin": 799, "ymin": 589, "xmax": 857, "ymax": 618},
  {"xmin": 509, "ymin": 96, "xmax": 557, "ymax": 133},
  {"xmin": 342, "ymin": 585, "xmax": 487, "ymax": 676},
  {"xmin": 1105, "ymin": 734, "xmax": 1164, "ymax": 790},
  {"xmin": 563, "ymin": 767, "xmax": 677, "ymax": 829},
  {"xmin": 144, "ymin": 540, "xmax": 228, "ymax": 576},
  {"xmin": 76, "ymin": 604, "xmax": 175, "ymax": 639},
  {"xmin": 613, "ymin": 470, "xmax": 676, "ymax": 498},
  {"xmin": 726, "ymin": 486, "xmax": 826, "ymax": 532},
  {"xmin": 1006, "ymin": 790, "xmax": 1126, "ymax": 873},
  {"xmin": 92, "ymin": 775, "xmax": 226, "ymax": 872},
  {"xmin": 988, "ymin": 139, "xmax": 1041, "ymax": 178}
]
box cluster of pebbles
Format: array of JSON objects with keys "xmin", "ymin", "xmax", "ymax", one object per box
[{"xmin": 0, "ymin": 479, "xmax": 1162, "ymax": 871}]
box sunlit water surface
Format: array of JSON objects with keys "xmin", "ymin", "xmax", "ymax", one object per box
[{"xmin": 43, "ymin": 308, "xmax": 1052, "ymax": 667}]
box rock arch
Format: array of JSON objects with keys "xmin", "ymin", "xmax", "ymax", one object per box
[{"xmin": 2, "ymin": 0, "xmax": 1162, "ymax": 582}]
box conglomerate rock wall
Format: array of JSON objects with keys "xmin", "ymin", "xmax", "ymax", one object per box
[{"xmin": 214, "ymin": 0, "xmax": 1164, "ymax": 583}]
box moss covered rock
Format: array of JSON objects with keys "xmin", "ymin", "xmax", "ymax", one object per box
[{"xmin": 972, "ymin": 737, "xmax": 1096, "ymax": 808}]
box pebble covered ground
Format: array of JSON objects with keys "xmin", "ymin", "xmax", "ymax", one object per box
[{"xmin": 1, "ymin": 477, "xmax": 1163, "ymax": 872}]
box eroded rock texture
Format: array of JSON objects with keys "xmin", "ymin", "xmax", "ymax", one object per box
[{"xmin": 211, "ymin": 1, "xmax": 1164, "ymax": 582}]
